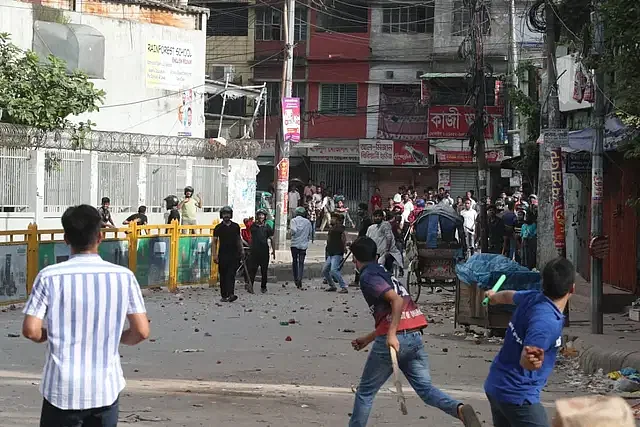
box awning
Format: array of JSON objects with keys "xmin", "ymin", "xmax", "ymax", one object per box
[
  {"xmin": 536, "ymin": 117, "xmax": 636, "ymax": 152},
  {"xmin": 420, "ymin": 72, "xmax": 468, "ymax": 79},
  {"xmin": 33, "ymin": 21, "xmax": 105, "ymax": 79}
]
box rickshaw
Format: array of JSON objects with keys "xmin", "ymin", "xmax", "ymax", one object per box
[{"xmin": 405, "ymin": 203, "xmax": 466, "ymax": 303}]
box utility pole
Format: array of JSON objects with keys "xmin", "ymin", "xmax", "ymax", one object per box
[
  {"xmin": 590, "ymin": 2, "xmax": 605, "ymax": 334},
  {"xmin": 537, "ymin": 0, "xmax": 564, "ymax": 269},
  {"xmin": 509, "ymin": 0, "xmax": 521, "ymax": 158},
  {"xmin": 469, "ymin": 0, "xmax": 488, "ymax": 252},
  {"xmin": 273, "ymin": 0, "xmax": 295, "ymax": 254}
]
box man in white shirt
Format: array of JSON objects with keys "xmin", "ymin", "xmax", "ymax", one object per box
[
  {"xmin": 401, "ymin": 194, "xmax": 414, "ymax": 228},
  {"xmin": 460, "ymin": 199, "xmax": 478, "ymax": 257},
  {"xmin": 22, "ymin": 204, "xmax": 149, "ymax": 426},
  {"xmin": 288, "ymin": 187, "xmax": 300, "ymax": 219}
]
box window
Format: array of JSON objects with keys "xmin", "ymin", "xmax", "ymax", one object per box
[
  {"xmin": 382, "ymin": 3, "xmax": 435, "ymax": 34},
  {"xmin": 452, "ymin": 0, "xmax": 491, "ymax": 36},
  {"xmin": 206, "ymin": 3, "xmax": 249, "ymax": 36},
  {"xmin": 316, "ymin": 3, "xmax": 368, "ymax": 33},
  {"xmin": 255, "ymin": 7, "xmax": 307, "ymax": 42},
  {"xmin": 319, "ymin": 84, "xmax": 358, "ymax": 115},
  {"xmin": 262, "ymin": 82, "xmax": 306, "ymax": 116}
]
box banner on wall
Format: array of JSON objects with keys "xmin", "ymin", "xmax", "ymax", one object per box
[
  {"xmin": 436, "ymin": 150, "xmax": 504, "ymax": 163},
  {"xmin": 359, "ymin": 140, "xmax": 430, "ymax": 166},
  {"xmin": 307, "ymin": 146, "xmax": 359, "ymax": 163},
  {"xmin": 438, "ymin": 169, "xmax": 451, "ymax": 190},
  {"xmin": 98, "ymin": 241, "xmax": 129, "ymax": 268},
  {"xmin": 0, "ymin": 245, "xmax": 27, "ymax": 302},
  {"xmin": 178, "ymin": 89, "xmax": 194, "ymax": 137},
  {"xmin": 136, "ymin": 237, "xmax": 170, "ymax": 287},
  {"xmin": 282, "ymin": 97, "xmax": 301, "ymax": 144},
  {"xmin": 427, "ymin": 105, "xmax": 504, "ymax": 139},
  {"xmin": 145, "ymin": 40, "xmax": 194, "ymax": 91}
]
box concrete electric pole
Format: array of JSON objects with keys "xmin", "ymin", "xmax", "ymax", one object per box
[
  {"xmin": 590, "ymin": 2, "xmax": 605, "ymax": 334},
  {"xmin": 273, "ymin": 0, "xmax": 295, "ymax": 255}
]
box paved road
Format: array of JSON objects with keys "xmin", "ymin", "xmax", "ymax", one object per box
[{"xmin": 0, "ymin": 278, "xmax": 594, "ymax": 426}]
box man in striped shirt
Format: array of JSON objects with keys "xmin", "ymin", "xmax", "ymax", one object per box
[{"xmin": 22, "ymin": 204, "xmax": 150, "ymax": 426}]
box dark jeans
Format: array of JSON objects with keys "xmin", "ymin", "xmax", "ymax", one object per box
[
  {"xmin": 487, "ymin": 394, "xmax": 549, "ymax": 427},
  {"xmin": 41, "ymin": 397, "xmax": 119, "ymax": 427},
  {"xmin": 349, "ymin": 332, "xmax": 460, "ymax": 426},
  {"xmin": 291, "ymin": 247, "xmax": 307, "ymax": 282},
  {"xmin": 219, "ymin": 257, "xmax": 238, "ymax": 298},
  {"xmin": 248, "ymin": 251, "xmax": 269, "ymax": 289},
  {"xmin": 309, "ymin": 221, "xmax": 316, "ymax": 242}
]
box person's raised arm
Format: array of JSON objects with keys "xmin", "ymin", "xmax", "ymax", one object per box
[{"xmin": 484, "ymin": 290, "xmax": 516, "ymax": 305}]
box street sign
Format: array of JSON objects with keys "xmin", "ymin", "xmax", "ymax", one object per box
[
  {"xmin": 543, "ymin": 129, "xmax": 569, "ymax": 147},
  {"xmin": 566, "ymin": 152, "xmax": 591, "ymax": 174}
]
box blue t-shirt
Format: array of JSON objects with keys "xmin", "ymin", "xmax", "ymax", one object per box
[{"xmin": 484, "ymin": 290, "xmax": 564, "ymax": 405}]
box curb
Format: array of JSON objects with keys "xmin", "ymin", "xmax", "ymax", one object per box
[
  {"xmin": 568, "ymin": 336, "xmax": 640, "ymax": 374},
  {"xmin": 266, "ymin": 261, "xmax": 356, "ymax": 283}
]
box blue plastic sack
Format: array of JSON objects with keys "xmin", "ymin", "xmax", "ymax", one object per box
[{"xmin": 455, "ymin": 253, "xmax": 542, "ymax": 291}]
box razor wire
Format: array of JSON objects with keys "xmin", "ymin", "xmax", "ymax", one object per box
[{"xmin": 0, "ymin": 123, "xmax": 261, "ymax": 159}]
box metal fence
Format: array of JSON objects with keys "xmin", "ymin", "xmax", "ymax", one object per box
[
  {"xmin": 192, "ymin": 158, "xmax": 227, "ymax": 211},
  {"xmin": 146, "ymin": 157, "xmax": 181, "ymax": 213},
  {"xmin": 0, "ymin": 148, "xmax": 30, "ymax": 212},
  {"xmin": 44, "ymin": 150, "xmax": 84, "ymax": 213},
  {"xmin": 97, "ymin": 154, "xmax": 135, "ymax": 213}
]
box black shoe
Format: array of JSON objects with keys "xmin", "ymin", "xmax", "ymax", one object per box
[
  {"xmin": 220, "ymin": 297, "xmax": 229, "ymax": 302},
  {"xmin": 228, "ymin": 295, "xmax": 238, "ymax": 302},
  {"xmin": 296, "ymin": 280, "xmax": 302, "ymax": 289},
  {"xmin": 261, "ymin": 287, "xmax": 267, "ymax": 294},
  {"xmin": 325, "ymin": 287, "xmax": 337, "ymax": 292}
]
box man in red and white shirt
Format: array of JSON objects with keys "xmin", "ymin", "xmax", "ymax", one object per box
[{"xmin": 348, "ymin": 237, "xmax": 481, "ymax": 427}]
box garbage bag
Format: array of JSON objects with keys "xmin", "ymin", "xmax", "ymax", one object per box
[{"xmin": 455, "ymin": 253, "xmax": 542, "ymax": 290}]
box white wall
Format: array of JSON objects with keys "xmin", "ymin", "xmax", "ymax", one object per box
[{"xmin": 0, "ymin": 0, "xmax": 206, "ymax": 138}]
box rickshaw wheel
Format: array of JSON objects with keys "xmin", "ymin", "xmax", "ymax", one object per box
[{"xmin": 407, "ymin": 260, "xmax": 422, "ymax": 303}]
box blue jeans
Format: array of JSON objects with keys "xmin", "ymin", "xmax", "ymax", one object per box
[
  {"xmin": 323, "ymin": 255, "xmax": 346, "ymax": 289},
  {"xmin": 310, "ymin": 220, "xmax": 316, "ymax": 242},
  {"xmin": 349, "ymin": 332, "xmax": 460, "ymax": 427},
  {"xmin": 41, "ymin": 397, "xmax": 119, "ymax": 427},
  {"xmin": 487, "ymin": 394, "xmax": 549, "ymax": 427}
]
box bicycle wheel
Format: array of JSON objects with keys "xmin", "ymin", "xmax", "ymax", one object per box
[{"xmin": 406, "ymin": 260, "xmax": 422, "ymax": 303}]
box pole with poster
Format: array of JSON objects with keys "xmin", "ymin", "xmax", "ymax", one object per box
[{"xmin": 273, "ymin": 0, "xmax": 295, "ymax": 255}]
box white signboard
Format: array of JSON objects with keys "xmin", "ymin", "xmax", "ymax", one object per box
[
  {"xmin": 146, "ymin": 40, "xmax": 194, "ymax": 90},
  {"xmin": 359, "ymin": 140, "xmax": 393, "ymax": 165},
  {"xmin": 438, "ymin": 169, "xmax": 451, "ymax": 191},
  {"xmin": 307, "ymin": 146, "xmax": 359, "ymax": 162},
  {"xmin": 500, "ymin": 168, "xmax": 513, "ymax": 178},
  {"xmin": 542, "ymin": 129, "xmax": 569, "ymax": 147}
]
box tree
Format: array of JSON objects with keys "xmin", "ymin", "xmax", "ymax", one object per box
[{"xmin": 0, "ymin": 33, "xmax": 105, "ymax": 135}]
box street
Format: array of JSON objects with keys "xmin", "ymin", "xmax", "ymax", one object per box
[{"xmin": 0, "ymin": 276, "xmax": 596, "ymax": 427}]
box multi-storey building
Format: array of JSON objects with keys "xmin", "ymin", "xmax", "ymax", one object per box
[{"xmin": 200, "ymin": 0, "xmax": 525, "ymax": 208}]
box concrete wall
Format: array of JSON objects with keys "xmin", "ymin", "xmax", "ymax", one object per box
[
  {"xmin": 1, "ymin": 0, "xmax": 207, "ymax": 138},
  {"xmin": 369, "ymin": 6, "xmax": 434, "ymax": 60}
]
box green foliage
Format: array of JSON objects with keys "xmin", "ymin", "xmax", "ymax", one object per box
[
  {"xmin": 0, "ymin": 33, "xmax": 105, "ymax": 138},
  {"xmin": 33, "ymin": 4, "xmax": 70, "ymax": 25}
]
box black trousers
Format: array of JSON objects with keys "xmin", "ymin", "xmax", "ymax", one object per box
[
  {"xmin": 41, "ymin": 397, "xmax": 119, "ymax": 427},
  {"xmin": 219, "ymin": 257, "xmax": 238, "ymax": 298},
  {"xmin": 291, "ymin": 247, "xmax": 307, "ymax": 282},
  {"xmin": 248, "ymin": 251, "xmax": 269, "ymax": 289}
]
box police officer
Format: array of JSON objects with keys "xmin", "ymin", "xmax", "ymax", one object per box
[{"xmin": 164, "ymin": 195, "xmax": 180, "ymax": 224}]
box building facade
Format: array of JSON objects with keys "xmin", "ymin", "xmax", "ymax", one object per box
[{"xmin": 0, "ymin": 0, "xmax": 259, "ymax": 229}]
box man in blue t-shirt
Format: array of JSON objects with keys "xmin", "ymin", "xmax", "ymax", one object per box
[{"xmin": 483, "ymin": 257, "xmax": 576, "ymax": 427}]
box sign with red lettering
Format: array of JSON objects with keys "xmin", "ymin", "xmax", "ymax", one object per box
[
  {"xmin": 359, "ymin": 141, "xmax": 430, "ymax": 166},
  {"xmin": 551, "ymin": 148, "xmax": 566, "ymax": 251},
  {"xmin": 436, "ymin": 150, "xmax": 504, "ymax": 163},
  {"xmin": 427, "ymin": 105, "xmax": 504, "ymax": 139}
]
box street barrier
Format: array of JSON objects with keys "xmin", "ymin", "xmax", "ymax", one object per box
[{"xmin": 0, "ymin": 220, "xmax": 222, "ymax": 306}]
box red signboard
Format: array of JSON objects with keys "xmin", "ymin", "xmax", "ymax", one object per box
[
  {"xmin": 436, "ymin": 150, "xmax": 504, "ymax": 163},
  {"xmin": 551, "ymin": 148, "xmax": 566, "ymax": 252},
  {"xmin": 427, "ymin": 105, "xmax": 504, "ymax": 139}
]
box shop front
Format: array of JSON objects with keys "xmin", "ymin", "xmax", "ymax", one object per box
[
  {"xmin": 359, "ymin": 140, "xmax": 436, "ymax": 202},
  {"xmin": 435, "ymin": 149, "xmax": 505, "ymax": 200}
]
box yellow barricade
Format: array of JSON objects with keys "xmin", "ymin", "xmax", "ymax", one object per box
[{"xmin": 0, "ymin": 220, "xmax": 224, "ymax": 305}]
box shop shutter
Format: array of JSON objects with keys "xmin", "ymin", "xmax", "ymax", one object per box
[
  {"xmin": 310, "ymin": 162, "xmax": 366, "ymax": 213},
  {"xmin": 448, "ymin": 168, "xmax": 478, "ymax": 200}
]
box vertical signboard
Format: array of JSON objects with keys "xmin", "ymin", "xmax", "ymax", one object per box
[
  {"xmin": 550, "ymin": 149, "xmax": 566, "ymax": 252},
  {"xmin": 282, "ymin": 97, "xmax": 301, "ymax": 144}
]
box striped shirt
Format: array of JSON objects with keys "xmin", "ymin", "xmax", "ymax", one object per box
[{"xmin": 23, "ymin": 254, "xmax": 146, "ymax": 410}]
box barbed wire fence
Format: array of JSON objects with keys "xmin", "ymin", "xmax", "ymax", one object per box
[{"xmin": 0, "ymin": 123, "xmax": 261, "ymax": 159}]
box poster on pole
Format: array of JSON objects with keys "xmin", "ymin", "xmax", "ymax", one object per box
[
  {"xmin": 550, "ymin": 149, "xmax": 566, "ymax": 250},
  {"xmin": 282, "ymin": 97, "xmax": 301, "ymax": 144},
  {"xmin": 0, "ymin": 244, "xmax": 27, "ymax": 303},
  {"xmin": 438, "ymin": 169, "xmax": 451, "ymax": 191}
]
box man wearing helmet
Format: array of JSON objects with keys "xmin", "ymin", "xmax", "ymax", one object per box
[
  {"xmin": 213, "ymin": 206, "xmax": 242, "ymax": 302},
  {"xmin": 247, "ymin": 208, "xmax": 275, "ymax": 294},
  {"xmin": 179, "ymin": 186, "xmax": 202, "ymax": 231},
  {"xmin": 164, "ymin": 195, "xmax": 181, "ymax": 224}
]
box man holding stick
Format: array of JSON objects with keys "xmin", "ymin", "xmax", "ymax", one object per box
[
  {"xmin": 483, "ymin": 257, "xmax": 576, "ymax": 427},
  {"xmin": 348, "ymin": 236, "xmax": 482, "ymax": 427}
]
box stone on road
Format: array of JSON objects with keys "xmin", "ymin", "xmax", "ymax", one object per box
[{"xmin": 0, "ymin": 279, "xmax": 579, "ymax": 426}]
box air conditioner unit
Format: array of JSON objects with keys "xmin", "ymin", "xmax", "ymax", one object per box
[{"xmin": 385, "ymin": 71, "xmax": 394, "ymax": 79}]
